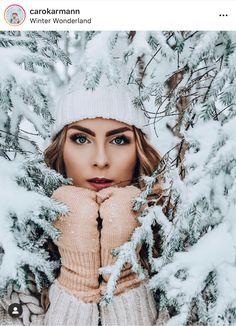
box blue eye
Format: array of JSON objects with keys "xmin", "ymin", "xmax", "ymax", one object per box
[
  {"xmin": 112, "ymin": 135, "xmax": 130, "ymax": 145},
  {"xmin": 70, "ymin": 134, "xmax": 88, "ymax": 144}
]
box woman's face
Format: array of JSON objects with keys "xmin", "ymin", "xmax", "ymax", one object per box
[{"xmin": 63, "ymin": 118, "xmax": 138, "ymax": 191}]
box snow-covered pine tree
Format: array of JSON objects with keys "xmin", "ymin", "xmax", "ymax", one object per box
[
  {"xmin": 0, "ymin": 155, "xmax": 71, "ymax": 294},
  {"xmin": 0, "ymin": 31, "xmax": 71, "ymax": 158},
  {"xmin": 146, "ymin": 32, "xmax": 236, "ymax": 326},
  {"xmin": 0, "ymin": 32, "xmax": 72, "ymax": 301}
]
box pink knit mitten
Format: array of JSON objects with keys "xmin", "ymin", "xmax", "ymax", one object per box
[
  {"xmin": 51, "ymin": 185, "xmax": 99, "ymax": 252},
  {"xmin": 97, "ymin": 185, "xmax": 142, "ymax": 251},
  {"xmin": 50, "ymin": 185, "xmax": 102, "ymax": 302}
]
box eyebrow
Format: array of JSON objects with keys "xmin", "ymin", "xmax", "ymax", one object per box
[{"xmin": 67, "ymin": 125, "xmax": 133, "ymax": 137}]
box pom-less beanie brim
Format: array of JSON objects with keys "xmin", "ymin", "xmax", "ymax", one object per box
[{"xmin": 50, "ymin": 75, "xmax": 152, "ymax": 141}]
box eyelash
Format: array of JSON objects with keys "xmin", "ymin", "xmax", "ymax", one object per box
[{"xmin": 70, "ymin": 133, "xmax": 131, "ymax": 145}]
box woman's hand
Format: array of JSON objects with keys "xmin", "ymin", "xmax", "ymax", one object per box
[
  {"xmin": 97, "ymin": 185, "xmax": 142, "ymax": 249},
  {"xmin": 51, "ymin": 185, "xmax": 100, "ymax": 252}
]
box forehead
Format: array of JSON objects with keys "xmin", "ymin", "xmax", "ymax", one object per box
[{"xmin": 68, "ymin": 117, "xmax": 132, "ymax": 130}]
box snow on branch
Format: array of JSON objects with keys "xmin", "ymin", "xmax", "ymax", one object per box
[
  {"xmin": 148, "ymin": 222, "xmax": 235, "ymax": 326},
  {"xmin": 0, "ymin": 155, "xmax": 71, "ymax": 297},
  {"xmin": 98, "ymin": 167, "xmax": 172, "ymax": 306}
]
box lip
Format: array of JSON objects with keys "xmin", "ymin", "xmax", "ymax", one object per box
[
  {"xmin": 87, "ymin": 178, "xmax": 113, "ymax": 191},
  {"xmin": 88, "ymin": 178, "xmax": 113, "ymax": 182}
]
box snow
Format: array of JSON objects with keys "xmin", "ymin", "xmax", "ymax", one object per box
[
  {"xmin": 0, "ymin": 48, "xmax": 36, "ymax": 85},
  {"xmin": 10, "ymin": 93, "xmax": 47, "ymax": 138},
  {"xmin": 0, "ymin": 156, "xmax": 60, "ymax": 289}
]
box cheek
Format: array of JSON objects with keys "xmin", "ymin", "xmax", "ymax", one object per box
[
  {"xmin": 63, "ymin": 145, "xmax": 79, "ymax": 172},
  {"xmin": 63, "ymin": 144, "xmax": 91, "ymax": 174},
  {"xmin": 115, "ymin": 147, "xmax": 137, "ymax": 174}
]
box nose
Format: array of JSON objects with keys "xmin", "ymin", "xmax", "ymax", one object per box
[{"xmin": 93, "ymin": 145, "xmax": 109, "ymax": 168}]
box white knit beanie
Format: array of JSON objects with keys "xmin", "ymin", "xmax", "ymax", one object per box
[{"xmin": 50, "ymin": 74, "xmax": 152, "ymax": 142}]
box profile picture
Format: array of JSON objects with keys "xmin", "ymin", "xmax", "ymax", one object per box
[{"xmin": 4, "ymin": 4, "xmax": 26, "ymax": 26}]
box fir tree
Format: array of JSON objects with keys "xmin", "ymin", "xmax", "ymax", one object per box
[
  {"xmin": 146, "ymin": 32, "xmax": 236, "ymax": 325},
  {"xmin": 0, "ymin": 155, "xmax": 72, "ymax": 297},
  {"xmin": 0, "ymin": 31, "xmax": 72, "ymax": 299}
]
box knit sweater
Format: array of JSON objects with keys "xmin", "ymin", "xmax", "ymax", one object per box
[{"xmin": 51, "ymin": 184, "xmax": 147, "ymax": 304}]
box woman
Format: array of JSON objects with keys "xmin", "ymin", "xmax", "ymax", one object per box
[{"xmin": 41, "ymin": 75, "xmax": 165, "ymax": 326}]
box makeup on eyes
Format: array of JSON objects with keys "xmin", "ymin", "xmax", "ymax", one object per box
[{"xmin": 69, "ymin": 133, "xmax": 131, "ymax": 145}]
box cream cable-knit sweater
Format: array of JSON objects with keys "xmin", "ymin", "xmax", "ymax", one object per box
[{"xmin": 51, "ymin": 184, "xmax": 147, "ymax": 304}]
